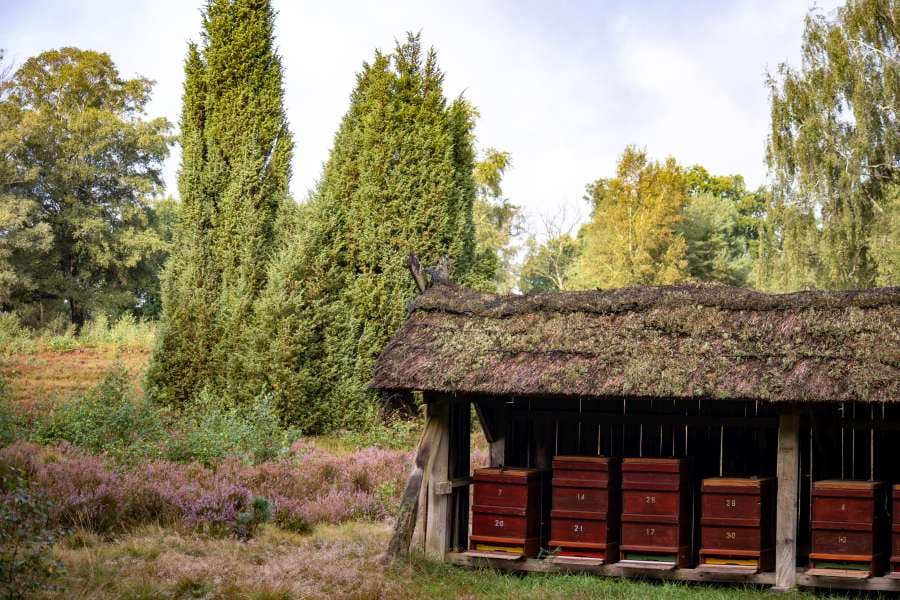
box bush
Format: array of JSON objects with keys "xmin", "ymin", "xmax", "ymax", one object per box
[
  {"xmin": 164, "ymin": 389, "xmax": 296, "ymax": 467},
  {"xmin": 37, "ymin": 368, "xmax": 166, "ymax": 463},
  {"xmin": 80, "ymin": 313, "xmax": 156, "ymax": 350},
  {"xmin": 0, "ymin": 441, "xmax": 411, "ymax": 537},
  {"xmin": 0, "ymin": 313, "xmax": 34, "ymax": 355},
  {"xmin": 0, "ymin": 469, "xmax": 64, "ymax": 599}
]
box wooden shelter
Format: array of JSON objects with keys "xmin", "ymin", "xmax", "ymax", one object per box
[{"xmin": 373, "ymin": 276, "xmax": 900, "ymax": 591}]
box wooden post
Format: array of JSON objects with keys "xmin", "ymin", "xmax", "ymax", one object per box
[
  {"xmin": 774, "ymin": 411, "xmax": 800, "ymax": 591},
  {"xmin": 425, "ymin": 395, "xmax": 452, "ymax": 559},
  {"xmin": 384, "ymin": 416, "xmax": 441, "ymax": 561}
]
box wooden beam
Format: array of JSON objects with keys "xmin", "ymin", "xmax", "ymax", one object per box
[
  {"xmin": 446, "ymin": 554, "xmax": 900, "ymax": 592},
  {"xmin": 510, "ymin": 409, "xmax": 777, "ymax": 429},
  {"xmin": 774, "ymin": 411, "xmax": 800, "ymax": 591},
  {"xmin": 425, "ymin": 396, "xmax": 452, "ymax": 559},
  {"xmin": 383, "ymin": 416, "xmax": 441, "ymax": 561}
]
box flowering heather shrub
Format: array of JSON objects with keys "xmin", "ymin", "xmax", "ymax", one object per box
[{"xmin": 0, "ymin": 440, "xmax": 411, "ymax": 536}]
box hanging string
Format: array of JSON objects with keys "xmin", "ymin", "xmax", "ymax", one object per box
[
  {"xmin": 870, "ymin": 404, "xmax": 874, "ymax": 482},
  {"xmin": 719, "ymin": 426, "xmax": 724, "ymax": 477},
  {"xmin": 597, "ymin": 424, "xmax": 602, "ymax": 456},
  {"xmin": 577, "ymin": 399, "xmax": 583, "ymax": 451},
  {"xmin": 840, "ymin": 402, "xmax": 845, "ymax": 480}
]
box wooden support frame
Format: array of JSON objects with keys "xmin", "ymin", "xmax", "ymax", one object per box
[
  {"xmin": 774, "ymin": 411, "xmax": 800, "ymax": 591},
  {"xmin": 425, "ymin": 396, "xmax": 452, "ymax": 559},
  {"xmin": 423, "ymin": 393, "xmax": 471, "ymax": 559}
]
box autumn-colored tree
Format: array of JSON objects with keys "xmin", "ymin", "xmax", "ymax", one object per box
[
  {"xmin": 470, "ymin": 148, "xmax": 522, "ymax": 292},
  {"xmin": 571, "ymin": 146, "xmax": 688, "ymax": 288}
]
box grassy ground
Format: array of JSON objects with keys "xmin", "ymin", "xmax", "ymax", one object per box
[
  {"xmin": 1, "ymin": 348, "xmax": 148, "ymax": 416},
  {"xmin": 44, "ymin": 521, "xmax": 840, "ymax": 600}
]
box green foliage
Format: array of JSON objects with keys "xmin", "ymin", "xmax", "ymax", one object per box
[
  {"xmin": 251, "ymin": 33, "xmax": 478, "ymax": 432},
  {"xmin": 762, "ymin": 0, "xmax": 899, "ymax": 290},
  {"xmin": 234, "ymin": 496, "xmax": 272, "ymax": 541},
  {"xmin": 571, "ymin": 146, "xmax": 688, "ymax": 288},
  {"xmin": 37, "ymin": 368, "xmax": 166, "ymax": 462},
  {"xmin": 469, "ymin": 148, "xmax": 522, "ymax": 292},
  {"xmin": 677, "ymin": 194, "xmax": 752, "ymax": 285},
  {"xmin": 518, "ymin": 233, "xmax": 579, "ymax": 293},
  {"xmin": 164, "ymin": 389, "xmax": 296, "ymax": 467},
  {"xmin": 0, "ymin": 47, "xmax": 173, "ymax": 326},
  {"xmin": 148, "ymin": 0, "xmax": 293, "ymax": 407},
  {"xmin": 341, "ymin": 416, "xmax": 421, "ymax": 451},
  {"xmin": 869, "ymin": 183, "xmax": 900, "ymax": 286},
  {"xmin": 0, "ymin": 470, "xmax": 64, "ymax": 599}
]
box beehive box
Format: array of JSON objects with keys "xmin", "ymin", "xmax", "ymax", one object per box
[
  {"xmin": 891, "ymin": 484, "xmax": 900, "ymax": 578},
  {"xmin": 470, "ymin": 467, "xmax": 547, "ymax": 557},
  {"xmin": 809, "ymin": 480, "xmax": 888, "ymax": 577},
  {"xmin": 620, "ymin": 457, "xmax": 692, "ymax": 567},
  {"xmin": 699, "ymin": 477, "xmax": 775, "ymax": 572},
  {"xmin": 549, "ymin": 456, "xmax": 621, "ymax": 562}
]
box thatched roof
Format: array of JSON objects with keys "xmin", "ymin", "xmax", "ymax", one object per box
[{"xmin": 371, "ymin": 282, "xmax": 900, "ymax": 403}]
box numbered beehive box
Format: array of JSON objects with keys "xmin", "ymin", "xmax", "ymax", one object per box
[
  {"xmin": 620, "ymin": 457, "xmax": 692, "ymax": 567},
  {"xmin": 470, "ymin": 467, "xmax": 547, "ymax": 557},
  {"xmin": 699, "ymin": 477, "xmax": 775, "ymax": 572},
  {"xmin": 549, "ymin": 456, "xmax": 621, "ymax": 562},
  {"xmin": 891, "ymin": 484, "xmax": 900, "ymax": 578},
  {"xmin": 810, "ymin": 480, "xmax": 888, "ymax": 577}
]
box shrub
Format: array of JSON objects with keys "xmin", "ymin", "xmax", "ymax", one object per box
[
  {"xmin": 80, "ymin": 313, "xmax": 156, "ymax": 350},
  {"xmin": 37, "ymin": 368, "xmax": 165, "ymax": 462},
  {"xmin": 0, "ymin": 313, "xmax": 34, "ymax": 355},
  {"xmin": 164, "ymin": 389, "xmax": 295, "ymax": 467},
  {"xmin": 0, "ymin": 440, "xmax": 411, "ymax": 537},
  {"xmin": 0, "ymin": 469, "xmax": 64, "ymax": 599}
]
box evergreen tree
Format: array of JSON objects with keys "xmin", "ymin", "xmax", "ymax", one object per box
[
  {"xmin": 761, "ymin": 0, "xmax": 899, "ymax": 290},
  {"xmin": 252, "ymin": 34, "xmax": 477, "ymax": 431},
  {"xmin": 147, "ymin": 0, "xmax": 292, "ymax": 406}
]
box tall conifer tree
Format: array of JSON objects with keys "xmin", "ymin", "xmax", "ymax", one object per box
[
  {"xmin": 147, "ymin": 0, "xmax": 292, "ymax": 405},
  {"xmin": 251, "ymin": 34, "xmax": 476, "ymax": 431}
]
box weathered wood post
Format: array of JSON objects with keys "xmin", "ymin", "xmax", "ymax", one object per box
[
  {"xmin": 774, "ymin": 410, "xmax": 800, "ymax": 591},
  {"xmin": 425, "ymin": 394, "xmax": 452, "ymax": 559}
]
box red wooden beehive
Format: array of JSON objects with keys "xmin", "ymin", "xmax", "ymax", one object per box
[
  {"xmin": 470, "ymin": 467, "xmax": 547, "ymax": 557},
  {"xmin": 889, "ymin": 484, "xmax": 900, "ymax": 579},
  {"xmin": 699, "ymin": 477, "xmax": 775, "ymax": 572},
  {"xmin": 620, "ymin": 457, "xmax": 692, "ymax": 567},
  {"xmin": 549, "ymin": 456, "xmax": 620, "ymax": 562},
  {"xmin": 891, "ymin": 484, "xmax": 900, "ymax": 578},
  {"xmin": 810, "ymin": 480, "xmax": 889, "ymax": 577}
]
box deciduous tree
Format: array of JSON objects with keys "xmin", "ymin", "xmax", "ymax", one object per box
[
  {"xmin": 0, "ymin": 47, "xmax": 172, "ymax": 325},
  {"xmin": 761, "ymin": 0, "xmax": 899, "ymax": 289}
]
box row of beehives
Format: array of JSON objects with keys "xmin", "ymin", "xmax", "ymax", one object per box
[{"xmin": 468, "ymin": 456, "xmax": 900, "ymax": 577}]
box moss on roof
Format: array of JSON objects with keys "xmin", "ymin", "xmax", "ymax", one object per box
[{"xmin": 371, "ymin": 282, "xmax": 900, "ymax": 403}]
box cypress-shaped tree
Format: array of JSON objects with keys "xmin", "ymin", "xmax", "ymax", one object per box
[
  {"xmin": 251, "ymin": 33, "xmax": 476, "ymax": 431},
  {"xmin": 147, "ymin": 0, "xmax": 292, "ymax": 405}
]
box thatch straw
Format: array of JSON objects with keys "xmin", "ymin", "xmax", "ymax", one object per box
[{"xmin": 372, "ymin": 282, "xmax": 900, "ymax": 403}]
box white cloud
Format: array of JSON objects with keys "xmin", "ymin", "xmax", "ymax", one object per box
[{"xmin": 0, "ymin": 0, "xmax": 845, "ymax": 225}]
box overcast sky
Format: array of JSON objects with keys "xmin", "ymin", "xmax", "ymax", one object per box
[{"xmin": 2, "ymin": 0, "xmax": 842, "ymax": 229}]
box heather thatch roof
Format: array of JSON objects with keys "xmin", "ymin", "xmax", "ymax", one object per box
[{"xmin": 371, "ymin": 282, "xmax": 900, "ymax": 403}]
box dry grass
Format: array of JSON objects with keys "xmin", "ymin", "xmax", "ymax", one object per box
[
  {"xmin": 42, "ymin": 522, "xmax": 849, "ymax": 600},
  {"xmin": 1, "ymin": 348, "xmax": 149, "ymax": 416},
  {"xmin": 46, "ymin": 522, "xmax": 401, "ymax": 600}
]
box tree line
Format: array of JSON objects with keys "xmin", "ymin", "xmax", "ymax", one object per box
[{"xmin": 0, "ymin": 0, "xmax": 896, "ymax": 432}]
